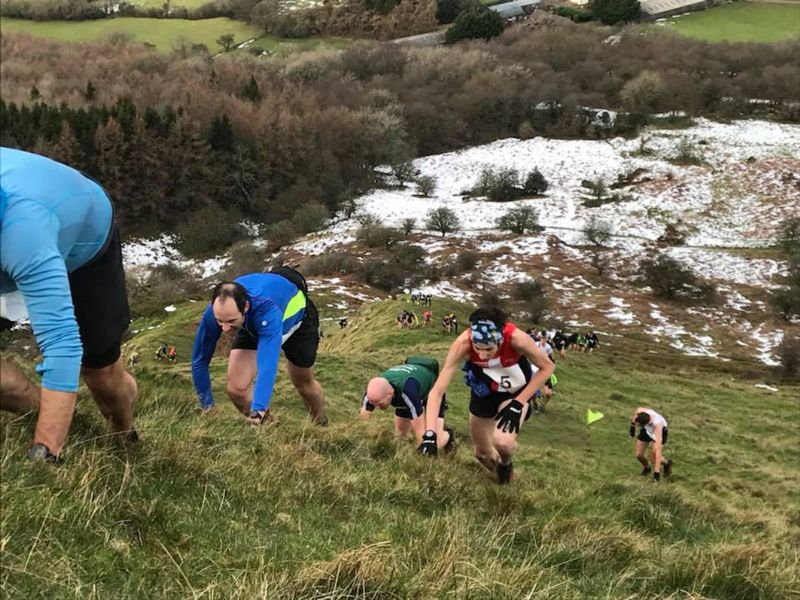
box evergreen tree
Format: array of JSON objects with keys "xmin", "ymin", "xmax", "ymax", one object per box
[
  {"xmin": 240, "ymin": 75, "xmax": 262, "ymax": 103},
  {"xmin": 50, "ymin": 121, "xmax": 84, "ymax": 169},
  {"xmin": 208, "ymin": 114, "xmax": 235, "ymax": 152},
  {"xmin": 84, "ymin": 80, "xmax": 97, "ymax": 102},
  {"xmin": 591, "ymin": 0, "xmax": 641, "ymax": 25},
  {"xmin": 445, "ymin": 7, "xmax": 503, "ymax": 44}
]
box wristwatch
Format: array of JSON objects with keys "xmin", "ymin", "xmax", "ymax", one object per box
[{"xmin": 28, "ymin": 443, "xmax": 64, "ymax": 466}]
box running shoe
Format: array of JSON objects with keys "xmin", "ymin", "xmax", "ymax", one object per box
[
  {"xmin": 497, "ymin": 461, "xmax": 514, "ymax": 484},
  {"xmin": 443, "ymin": 426, "xmax": 457, "ymax": 454},
  {"xmin": 640, "ymin": 465, "xmax": 652, "ymax": 476}
]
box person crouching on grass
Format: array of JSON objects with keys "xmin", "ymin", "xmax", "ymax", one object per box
[
  {"xmin": 360, "ymin": 357, "xmax": 455, "ymax": 453},
  {"xmin": 418, "ymin": 307, "xmax": 554, "ymax": 484},
  {"xmin": 630, "ymin": 407, "xmax": 673, "ymax": 481}
]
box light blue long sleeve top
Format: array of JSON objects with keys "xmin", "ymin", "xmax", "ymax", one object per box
[{"xmin": 0, "ymin": 147, "xmax": 113, "ymax": 392}]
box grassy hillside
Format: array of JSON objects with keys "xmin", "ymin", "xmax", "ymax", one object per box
[
  {"xmin": 664, "ymin": 2, "xmax": 800, "ymax": 43},
  {"xmin": 1, "ymin": 298, "xmax": 798, "ymax": 599},
  {"xmin": 0, "ymin": 17, "xmax": 260, "ymax": 52}
]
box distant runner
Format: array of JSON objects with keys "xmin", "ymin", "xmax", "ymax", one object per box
[
  {"xmin": 586, "ymin": 331, "xmax": 599, "ymax": 352},
  {"xmin": 630, "ymin": 407, "xmax": 672, "ymax": 481},
  {"xmin": 361, "ymin": 356, "xmax": 455, "ymax": 451},
  {"xmin": 419, "ymin": 307, "xmax": 554, "ymax": 484}
]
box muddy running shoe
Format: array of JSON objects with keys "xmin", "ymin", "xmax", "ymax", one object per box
[
  {"xmin": 314, "ymin": 414, "xmax": 329, "ymax": 427},
  {"xmin": 497, "ymin": 461, "xmax": 514, "ymax": 485},
  {"xmin": 640, "ymin": 465, "xmax": 652, "ymax": 476},
  {"xmin": 124, "ymin": 429, "xmax": 140, "ymax": 444},
  {"xmin": 664, "ymin": 460, "xmax": 673, "ymax": 479},
  {"xmin": 247, "ymin": 410, "xmax": 268, "ymax": 426},
  {"xmin": 443, "ymin": 426, "xmax": 457, "ymax": 454}
]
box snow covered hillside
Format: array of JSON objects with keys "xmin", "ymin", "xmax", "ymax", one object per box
[{"xmin": 120, "ymin": 118, "xmax": 798, "ymax": 368}]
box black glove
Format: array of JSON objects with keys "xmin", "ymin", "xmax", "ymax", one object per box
[
  {"xmin": 629, "ymin": 423, "xmax": 636, "ymax": 438},
  {"xmin": 653, "ymin": 471, "xmax": 661, "ymax": 482},
  {"xmin": 417, "ymin": 430, "xmax": 438, "ymax": 456},
  {"xmin": 495, "ymin": 400, "xmax": 525, "ymax": 434}
]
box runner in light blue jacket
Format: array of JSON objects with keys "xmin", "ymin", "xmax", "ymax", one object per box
[{"xmin": 1, "ymin": 147, "xmax": 138, "ymax": 464}]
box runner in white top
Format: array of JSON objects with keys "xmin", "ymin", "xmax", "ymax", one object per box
[{"xmin": 630, "ymin": 407, "xmax": 672, "ymax": 481}]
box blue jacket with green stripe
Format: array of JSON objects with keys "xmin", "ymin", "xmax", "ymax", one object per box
[{"xmin": 191, "ymin": 273, "xmax": 306, "ymax": 412}]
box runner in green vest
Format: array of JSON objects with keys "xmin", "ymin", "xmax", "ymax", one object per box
[{"xmin": 361, "ymin": 357, "xmax": 455, "ymax": 452}]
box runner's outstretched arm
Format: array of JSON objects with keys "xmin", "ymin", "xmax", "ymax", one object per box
[
  {"xmin": 424, "ymin": 333, "xmax": 469, "ymax": 433},
  {"xmin": 191, "ymin": 305, "xmax": 222, "ymax": 409}
]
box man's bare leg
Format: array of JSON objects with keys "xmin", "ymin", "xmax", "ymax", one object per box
[
  {"xmin": 227, "ymin": 349, "xmax": 257, "ymax": 415},
  {"xmin": 286, "ymin": 362, "xmax": 326, "ymax": 424},
  {"xmin": 470, "ymin": 414, "xmax": 501, "ymax": 473},
  {"xmin": 82, "ymin": 356, "xmax": 137, "ymax": 435},
  {"xmin": 0, "ymin": 357, "xmax": 40, "ymax": 413}
]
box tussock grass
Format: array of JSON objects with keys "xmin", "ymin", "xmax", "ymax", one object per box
[{"xmin": 2, "ymin": 298, "xmax": 799, "ymax": 598}]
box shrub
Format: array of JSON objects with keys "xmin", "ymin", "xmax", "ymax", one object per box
[
  {"xmin": 175, "ymin": 203, "xmax": 245, "ymax": 258},
  {"xmin": 263, "ymin": 221, "xmax": 299, "ymax": 252},
  {"xmin": 591, "ymin": 0, "xmax": 641, "ymax": 25},
  {"xmin": 673, "ymin": 137, "xmax": 702, "ymax": 165},
  {"xmin": 778, "ymin": 333, "xmax": 800, "ymax": 378},
  {"xmin": 522, "ymin": 169, "xmax": 549, "ymax": 196},
  {"xmin": 510, "ymin": 280, "xmax": 548, "ymax": 323},
  {"xmin": 402, "ymin": 218, "xmax": 416, "ymax": 237},
  {"xmin": 302, "ymin": 252, "xmax": 360, "ymax": 276},
  {"xmin": 475, "ymin": 167, "xmax": 522, "ymax": 202},
  {"xmin": 518, "ymin": 121, "xmax": 536, "ymax": 140},
  {"xmin": 291, "ymin": 202, "xmax": 329, "ymax": 235},
  {"xmin": 554, "ymin": 5, "xmax": 593, "ymax": 21},
  {"xmin": 416, "ymin": 175, "xmax": 436, "ymax": 197},
  {"xmin": 639, "ymin": 255, "xmax": 715, "ymax": 302},
  {"xmin": 585, "ymin": 216, "xmax": 612, "ymax": 246},
  {"xmin": 392, "ymin": 160, "xmax": 416, "ymax": 187},
  {"xmin": 778, "ymin": 217, "xmax": 800, "ymax": 254},
  {"xmin": 658, "ymin": 223, "xmax": 687, "ymax": 246},
  {"xmin": 357, "ymin": 223, "xmax": 403, "ymax": 248},
  {"xmin": 226, "ymin": 240, "xmax": 266, "ymax": 277},
  {"xmin": 621, "ymin": 70, "xmax": 667, "ymax": 114},
  {"xmin": 445, "ymin": 7, "xmax": 504, "ymax": 44},
  {"xmin": 390, "ymin": 243, "xmax": 425, "ymax": 268},
  {"xmin": 426, "ymin": 207, "xmax": 461, "ymax": 237},
  {"xmin": 127, "ymin": 262, "xmax": 205, "ymax": 316},
  {"xmin": 497, "ymin": 206, "xmax": 540, "ymax": 234},
  {"xmin": 359, "ymin": 259, "xmax": 407, "ymax": 292},
  {"xmin": 444, "ymin": 250, "xmax": 479, "ymax": 276}
]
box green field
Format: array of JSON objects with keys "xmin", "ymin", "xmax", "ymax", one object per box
[
  {"xmin": 1, "ymin": 296, "xmax": 798, "ymax": 598},
  {"xmin": 0, "ymin": 16, "xmax": 261, "ymax": 52},
  {"xmin": 665, "ymin": 1, "xmax": 800, "ymax": 43}
]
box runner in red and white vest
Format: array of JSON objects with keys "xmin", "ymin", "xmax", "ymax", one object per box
[{"xmin": 419, "ymin": 307, "xmax": 554, "ymax": 484}]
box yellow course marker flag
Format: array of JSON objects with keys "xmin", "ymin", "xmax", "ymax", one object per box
[{"xmin": 586, "ymin": 409, "xmax": 604, "ymax": 425}]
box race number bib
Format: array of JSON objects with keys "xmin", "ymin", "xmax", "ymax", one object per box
[{"xmin": 482, "ymin": 359, "xmax": 527, "ymax": 393}]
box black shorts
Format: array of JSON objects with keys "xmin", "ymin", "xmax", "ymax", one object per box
[
  {"xmin": 395, "ymin": 394, "xmax": 448, "ymax": 420},
  {"xmin": 231, "ymin": 268, "xmax": 319, "ymax": 368},
  {"xmin": 469, "ymin": 391, "xmax": 532, "ymax": 422},
  {"xmin": 68, "ymin": 223, "xmax": 130, "ymax": 369},
  {"xmin": 638, "ymin": 427, "xmax": 668, "ymax": 445}
]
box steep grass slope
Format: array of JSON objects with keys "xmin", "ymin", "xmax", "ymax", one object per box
[{"xmin": 1, "ymin": 298, "xmax": 798, "ymax": 599}]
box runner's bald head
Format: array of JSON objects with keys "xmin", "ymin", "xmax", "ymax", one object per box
[{"xmin": 366, "ymin": 377, "xmax": 393, "ymax": 408}]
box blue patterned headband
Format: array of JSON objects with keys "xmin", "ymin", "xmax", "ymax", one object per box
[{"xmin": 471, "ymin": 320, "xmax": 502, "ymax": 346}]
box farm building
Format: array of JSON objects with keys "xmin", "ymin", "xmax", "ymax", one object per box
[
  {"xmin": 489, "ymin": 0, "xmax": 541, "ymax": 19},
  {"xmin": 640, "ymin": 0, "xmax": 710, "ymax": 19}
]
